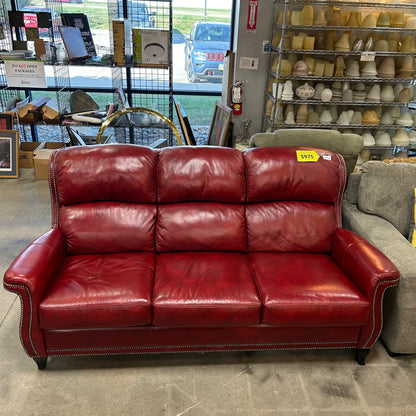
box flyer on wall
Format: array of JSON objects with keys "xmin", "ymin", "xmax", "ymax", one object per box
[{"xmin": 4, "ymin": 60, "xmax": 47, "ymax": 88}]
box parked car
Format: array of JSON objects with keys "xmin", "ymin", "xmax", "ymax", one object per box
[
  {"xmin": 118, "ymin": 0, "xmax": 156, "ymax": 28},
  {"xmin": 184, "ymin": 22, "xmax": 230, "ymax": 83}
]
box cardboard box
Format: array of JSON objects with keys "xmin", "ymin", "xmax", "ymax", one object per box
[
  {"xmin": 36, "ymin": 141, "xmax": 64, "ymax": 151},
  {"xmin": 19, "ymin": 142, "xmax": 39, "ymax": 168},
  {"xmin": 33, "ymin": 142, "xmax": 64, "ymax": 179}
]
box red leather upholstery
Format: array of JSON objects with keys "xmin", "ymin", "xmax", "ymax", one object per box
[
  {"xmin": 3, "ymin": 144, "xmax": 400, "ymax": 367},
  {"xmin": 39, "ymin": 252, "xmax": 155, "ymax": 329},
  {"xmin": 153, "ymin": 252, "xmax": 261, "ymax": 326},
  {"xmin": 247, "ymin": 252, "xmax": 369, "ymax": 326}
]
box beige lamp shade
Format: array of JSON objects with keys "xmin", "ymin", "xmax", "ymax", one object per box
[
  {"xmin": 313, "ymin": 9, "xmax": 327, "ymax": 26},
  {"xmin": 397, "ymin": 88, "xmax": 411, "ymax": 103},
  {"xmin": 367, "ymin": 84, "xmax": 381, "ymax": 102},
  {"xmin": 361, "ymin": 14, "xmax": 377, "ymax": 28},
  {"xmin": 335, "ymin": 33, "xmax": 350, "ymax": 52},
  {"xmin": 346, "ymin": 12, "xmax": 361, "ymax": 27},
  {"xmin": 291, "ymin": 11, "xmax": 302, "ymax": 26},
  {"xmin": 377, "ymin": 57, "xmax": 395, "ymax": 78},
  {"xmin": 405, "ymin": 15, "xmax": 416, "ymax": 29},
  {"xmin": 392, "ymin": 129, "xmax": 410, "ymax": 146},
  {"xmin": 374, "ymin": 40, "xmax": 389, "ymax": 52},
  {"xmin": 361, "ymin": 61, "xmax": 378, "ymax": 78},
  {"xmin": 296, "ymin": 104, "xmax": 308, "ymax": 123},
  {"xmin": 390, "ymin": 10, "xmax": 404, "ymax": 28},
  {"xmin": 303, "ymin": 56, "xmax": 315, "ymax": 74},
  {"xmin": 328, "ymin": 9, "xmax": 343, "ymax": 26},
  {"xmin": 362, "ymin": 110, "xmax": 380, "ymax": 125},
  {"xmin": 334, "ymin": 56, "xmax": 347, "ymax": 77},
  {"xmin": 380, "ymin": 85, "xmax": 395, "ymax": 102},
  {"xmin": 400, "ymin": 36, "xmax": 416, "ymax": 53},
  {"xmin": 398, "ymin": 55, "xmax": 416, "ymax": 78},
  {"xmin": 377, "ymin": 12, "xmax": 391, "ymax": 27},
  {"xmin": 271, "ymin": 32, "xmax": 281, "ymax": 48},
  {"xmin": 301, "ymin": 5, "xmax": 314, "ymax": 26},
  {"xmin": 306, "ymin": 112, "xmax": 320, "ymax": 124},
  {"xmin": 279, "ymin": 59, "xmax": 293, "ymax": 76},
  {"xmin": 395, "ymin": 112, "xmax": 413, "ymax": 127},
  {"xmin": 375, "ymin": 132, "xmax": 391, "ymax": 146}
]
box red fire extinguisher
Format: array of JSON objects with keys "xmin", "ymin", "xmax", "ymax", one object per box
[{"xmin": 231, "ymin": 80, "xmax": 243, "ymax": 115}]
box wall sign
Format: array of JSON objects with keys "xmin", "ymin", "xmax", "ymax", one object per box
[
  {"xmin": 4, "ymin": 60, "xmax": 46, "ymax": 88},
  {"xmin": 247, "ymin": 0, "xmax": 259, "ymax": 33}
]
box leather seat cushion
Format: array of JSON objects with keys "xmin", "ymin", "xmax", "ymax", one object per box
[
  {"xmin": 39, "ymin": 252, "xmax": 155, "ymax": 329},
  {"xmin": 247, "ymin": 252, "xmax": 370, "ymax": 326},
  {"xmin": 153, "ymin": 252, "xmax": 262, "ymax": 327}
]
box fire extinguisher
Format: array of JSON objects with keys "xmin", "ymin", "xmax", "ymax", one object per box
[{"xmin": 231, "ymin": 80, "xmax": 243, "ymax": 115}]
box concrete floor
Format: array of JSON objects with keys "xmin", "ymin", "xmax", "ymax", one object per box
[{"xmin": 1, "ymin": 169, "xmax": 416, "ymax": 416}]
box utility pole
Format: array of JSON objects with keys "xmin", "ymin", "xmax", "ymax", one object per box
[{"xmin": 204, "ymin": 0, "xmax": 207, "ymax": 21}]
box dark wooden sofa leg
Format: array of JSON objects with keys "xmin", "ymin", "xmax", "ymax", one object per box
[
  {"xmin": 356, "ymin": 349, "xmax": 370, "ymax": 365},
  {"xmin": 33, "ymin": 357, "xmax": 47, "ymax": 370}
]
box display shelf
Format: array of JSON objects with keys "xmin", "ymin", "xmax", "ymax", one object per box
[
  {"xmin": 278, "ymin": 49, "xmax": 415, "ymax": 57},
  {"xmin": 276, "ymin": 24, "xmax": 416, "ymax": 34},
  {"xmin": 276, "ymin": 0, "xmax": 416, "ymax": 9},
  {"xmin": 274, "ymin": 122, "xmax": 416, "ymax": 130},
  {"xmin": 274, "ymin": 74, "xmax": 415, "ymax": 83},
  {"xmin": 263, "ymin": 0, "xmax": 416, "ymax": 148},
  {"xmin": 277, "ymin": 99, "xmax": 413, "ymax": 106}
]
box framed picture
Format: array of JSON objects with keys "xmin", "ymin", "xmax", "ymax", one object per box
[
  {"xmin": 0, "ymin": 130, "xmax": 19, "ymax": 178},
  {"xmin": 0, "ymin": 113, "xmax": 13, "ymax": 129},
  {"xmin": 174, "ymin": 99, "xmax": 196, "ymax": 146},
  {"xmin": 207, "ymin": 101, "xmax": 232, "ymax": 146}
]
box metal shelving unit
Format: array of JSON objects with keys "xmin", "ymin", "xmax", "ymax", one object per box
[{"xmin": 264, "ymin": 0, "xmax": 416, "ymax": 150}]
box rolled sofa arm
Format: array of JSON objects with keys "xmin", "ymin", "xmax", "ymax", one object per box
[
  {"xmin": 343, "ymin": 199, "xmax": 416, "ymax": 354},
  {"xmin": 331, "ymin": 228, "xmax": 399, "ymax": 349},
  {"xmin": 3, "ymin": 228, "xmax": 66, "ymax": 357},
  {"xmin": 249, "ymin": 132, "xmax": 277, "ymax": 148}
]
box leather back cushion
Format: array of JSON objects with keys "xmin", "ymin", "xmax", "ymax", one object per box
[
  {"xmin": 50, "ymin": 145, "xmax": 158, "ymax": 254},
  {"xmin": 51, "ymin": 145, "xmax": 157, "ymax": 205},
  {"xmin": 244, "ymin": 147, "xmax": 345, "ymax": 252},
  {"xmin": 156, "ymin": 147, "xmax": 246, "ymax": 252},
  {"xmin": 61, "ymin": 203, "xmax": 156, "ymax": 255}
]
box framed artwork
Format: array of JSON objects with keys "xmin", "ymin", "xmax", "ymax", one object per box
[
  {"xmin": 0, "ymin": 130, "xmax": 19, "ymax": 178},
  {"xmin": 207, "ymin": 101, "xmax": 232, "ymax": 146},
  {"xmin": 0, "ymin": 113, "xmax": 13, "ymax": 130},
  {"xmin": 174, "ymin": 99, "xmax": 196, "ymax": 145}
]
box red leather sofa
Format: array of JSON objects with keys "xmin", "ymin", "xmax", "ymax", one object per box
[{"xmin": 3, "ymin": 145, "xmax": 399, "ymax": 369}]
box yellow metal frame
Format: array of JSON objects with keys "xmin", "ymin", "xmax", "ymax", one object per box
[{"xmin": 95, "ymin": 107, "xmax": 182, "ymax": 145}]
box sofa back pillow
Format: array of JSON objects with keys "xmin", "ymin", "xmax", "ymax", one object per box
[
  {"xmin": 244, "ymin": 147, "xmax": 345, "ymax": 252},
  {"xmin": 357, "ymin": 161, "xmax": 416, "ymax": 236},
  {"xmin": 50, "ymin": 145, "xmax": 158, "ymax": 254},
  {"xmin": 156, "ymin": 147, "xmax": 246, "ymax": 252}
]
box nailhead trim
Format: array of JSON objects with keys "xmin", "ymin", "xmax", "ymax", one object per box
[
  {"xmin": 363, "ymin": 277, "xmax": 400, "ymax": 348},
  {"xmin": 47, "ymin": 340, "xmax": 357, "ymax": 354},
  {"xmin": 4, "ymin": 283, "xmax": 39, "ymax": 357}
]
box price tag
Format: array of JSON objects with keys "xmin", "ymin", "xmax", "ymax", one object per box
[
  {"xmin": 296, "ymin": 150, "xmax": 320, "ymax": 162},
  {"xmin": 360, "ymin": 51, "xmax": 376, "ymax": 62}
]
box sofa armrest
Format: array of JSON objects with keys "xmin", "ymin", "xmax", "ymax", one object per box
[
  {"xmin": 331, "ymin": 228, "xmax": 399, "ymax": 349},
  {"xmin": 3, "ymin": 228, "xmax": 66, "ymax": 357},
  {"xmin": 249, "ymin": 132, "xmax": 277, "ymax": 148},
  {"xmin": 343, "ymin": 199, "xmax": 416, "ymax": 353}
]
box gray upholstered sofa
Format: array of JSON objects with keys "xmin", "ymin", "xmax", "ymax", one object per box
[
  {"xmin": 343, "ymin": 161, "xmax": 416, "ymax": 355},
  {"xmin": 249, "ymin": 129, "xmax": 363, "ymax": 174}
]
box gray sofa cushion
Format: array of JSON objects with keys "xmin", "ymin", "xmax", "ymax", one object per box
[
  {"xmin": 250, "ymin": 129, "xmax": 362, "ymax": 154},
  {"xmin": 358, "ymin": 161, "xmax": 416, "ymax": 236}
]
